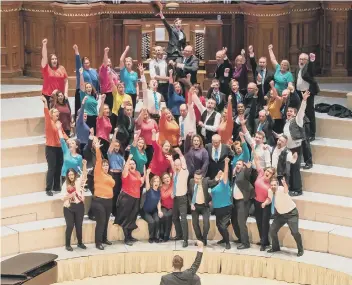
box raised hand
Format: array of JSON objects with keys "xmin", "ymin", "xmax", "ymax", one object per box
[
  {"xmin": 224, "ymin": 68, "xmax": 230, "ymax": 74},
  {"xmin": 73, "ymin": 44, "xmax": 78, "ymax": 51},
  {"xmin": 138, "ymin": 63, "xmax": 144, "ymax": 74},
  {"xmin": 125, "ymin": 45, "xmax": 130, "ymax": 52},
  {"xmin": 281, "ymin": 176, "xmax": 287, "ymax": 186},
  {"xmin": 101, "ymin": 93, "xmax": 106, "ymax": 101},
  {"xmin": 239, "ymin": 131, "xmax": 244, "ymax": 138},
  {"xmin": 90, "ymin": 128, "xmax": 94, "ymax": 136},
  {"xmin": 302, "ymin": 90, "xmax": 310, "ymax": 101},
  {"xmin": 82, "ymin": 159, "xmax": 87, "ymax": 166},
  {"xmin": 128, "ymin": 154, "xmax": 133, "ymax": 160},
  {"xmin": 263, "ymin": 105, "xmax": 268, "ymax": 112},
  {"xmin": 42, "ymin": 38, "xmax": 48, "ymax": 45},
  {"xmin": 269, "ymin": 80, "xmax": 275, "ymax": 88},
  {"xmin": 228, "ymin": 95, "xmax": 232, "ymax": 102},
  {"xmin": 40, "ymin": 95, "xmax": 47, "ymax": 104},
  {"xmin": 248, "ymin": 45, "xmax": 254, "ymax": 54},
  {"xmin": 104, "ymin": 47, "xmax": 109, "ymax": 53},
  {"xmin": 169, "ymin": 69, "xmax": 173, "ymax": 75},
  {"xmin": 268, "ymin": 44, "xmax": 273, "ymax": 50},
  {"xmin": 186, "ymin": 73, "xmax": 191, "ymax": 81},
  {"xmin": 165, "ymin": 155, "xmax": 173, "ymax": 162},
  {"xmin": 225, "ymin": 157, "xmax": 230, "ymax": 164},
  {"xmin": 309, "ymin": 53, "xmax": 316, "ymax": 61}
]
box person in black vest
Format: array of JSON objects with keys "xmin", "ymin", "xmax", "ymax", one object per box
[
  {"xmin": 206, "ymin": 79, "xmax": 227, "ymax": 113},
  {"xmin": 280, "ymin": 90, "xmax": 310, "ymax": 196},
  {"xmin": 115, "ymin": 101, "xmax": 135, "ymax": 151},
  {"xmin": 294, "ymin": 53, "xmax": 320, "ymax": 142},
  {"xmin": 149, "ymin": 46, "xmax": 169, "ymax": 103},
  {"xmin": 189, "ymin": 169, "xmax": 220, "ymax": 246},
  {"xmin": 205, "ymin": 134, "xmax": 233, "ymax": 180},
  {"xmin": 248, "ymin": 45, "xmax": 274, "ymax": 98},
  {"xmin": 214, "ymin": 47, "xmax": 232, "ymax": 95},
  {"xmin": 192, "ymin": 93, "xmax": 221, "ymax": 144},
  {"xmin": 231, "ymin": 159, "xmax": 254, "ymax": 249},
  {"xmin": 157, "ymin": 11, "xmax": 186, "ymax": 60}
]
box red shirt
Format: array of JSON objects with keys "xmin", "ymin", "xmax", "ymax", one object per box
[
  {"xmin": 55, "ymin": 103, "xmax": 71, "ymax": 131},
  {"xmin": 149, "ymin": 141, "xmax": 172, "ymax": 176},
  {"xmin": 122, "ymin": 171, "xmax": 142, "ymax": 198},
  {"xmin": 99, "ymin": 64, "xmax": 118, "ymax": 93},
  {"xmin": 136, "ymin": 119, "xmax": 159, "ymax": 146},
  {"xmin": 41, "ymin": 64, "xmax": 68, "ymax": 96},
  {"xmin": 254, "ymin": 169, "xmax": 270, "ymax": 202},
  {"xmin": 96, "ymin": 116, "xmax": 112, "ymax": 142},
  {"xmin": 160, "ymin": 182, "xmax": 173, "ymax": 209}
]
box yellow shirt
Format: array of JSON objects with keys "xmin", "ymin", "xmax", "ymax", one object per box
[
  {"xmin": 112, "ymin": 92, "xmax": 132, "ymax": 115},
  {"xmin": 268, "ymin": 98, "xmax": 283, "ymax": 120}
]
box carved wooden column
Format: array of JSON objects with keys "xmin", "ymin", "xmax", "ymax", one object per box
[
  {"xmin": 123, "ymin": 20, "xmax": 142, "ymax": 63},
  {"xmin": 1, "ymin": 1, "xmax": 23, "ymax": 78},
  {"xmin": 204, "ymin": 20, "xmax": 223, "ymax": 77},
  {"xmin": 322, "ymin": 2, "xmax": 350, "ymax": 76}
]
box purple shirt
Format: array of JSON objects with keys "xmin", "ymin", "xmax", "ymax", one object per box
[{"xmin": 185, "ymin": 147, "xmax": 209, "ymax": 177}]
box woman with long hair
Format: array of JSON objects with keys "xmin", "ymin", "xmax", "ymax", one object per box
[
  {"xmin": 91, "ymin": 142, "xmax": 115, "ymax": 250},
  {"xmin": 231, "ymin": 131, "xmax": 250, "ymax": 168},
  {"xmin": 108, "ymin": 128, "xmax": 125, "ymax": 217},
  {"xmin": 119, "ymin": 45, "xmax": 139, "ymax": 110},
  {"xmin": 96, "ymin": 94, "xmax": 112, "ymax": 158},
  {"xmin": 73, "ymin": 44, "xmax": 100, "ymax": 119},
  {"xmin": 159, "ymin": 172, "xmax": 173, "ymax": 242},
  {"xmin": 41, "ymin": 38, "xmax": 68, "ymax": 107},
  {"xmin": 231, "ymin": 49, "xmax": 248, "ymax": 93},
  {"xmin": 267, "ymin": 81, "xmax": 284, "ymax": 133},
  {"xmin": 141, "ymin": 169, "xmax": 162, "ymax": 243},
  {"xmin": 114, "ymin": 154, "xmax": 144, "ymax": 246},
  {"xmin": 61, "ymin": 162, "xmax": 87, "ymax": 251},
  {"xmin": 167, "ymin": 69, "xmax": 185, "ymax": 122},
  {"xmin": 158, "ymin": 108, "xmax": 180, "ymax": 149},
  {"xmin": 41, "ymin": 96, "xmax": 65, "ymax": 196},
  {"xmin": 217, "ymin": 95, "xmax": 234, "ymax": 144},
  {"xmin": 51, "ymin": 90, "xmax": 72, "ymax": 137},
  {"xmin": 252, "ymin": 147, "xmax": 276, "ymax": 251},
  {"xmin": 130, "ymin": 130, "xmax": 148, "ymax": 176},
  {"xmin": 184, "ymin": 134, "xmax": 209, "ymax": 178},
  {"xmin": 76, "ymin": 96, "xmax": 90, "ymax": 155},
  {"xmin": 79, "ymin": 67, "xmax": 98, "ymax": 133}
]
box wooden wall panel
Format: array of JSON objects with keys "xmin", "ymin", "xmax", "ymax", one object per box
[{"xmin": 123, "ymin": 20, "xmax": 142, "ymax": 62}]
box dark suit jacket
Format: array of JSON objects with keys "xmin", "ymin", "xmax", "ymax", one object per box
[
  {"xmin": 294, "ymin": 60, "xmax": 320, "ymax": 95},
  {"xmin": 214, "ymin": 58, "xmax": 232, "ymax": 94},
  {"xmin": 116, "ymin": 106, "xmax": 135, "ymax": 149},
  {"xmin": 232, "ymin": 166, "xmax": 254, "ymax": 202},
  {"xmin": 281, "ymin": 91, "xmax": 301, "ymax": 121},
  {"xmin": 83, "ymin": 137, "xmax": 103, "ymax": 174},
  {"xmin": 205, "ymin": 143, "xmax": 233, "ymax": 179},
  {"xmin": 249, "ymin": 56, "xmax": 274, "ymax": 96},
  {"xmin": 162, "ymin": 18, "xmax": 186, "ymax": 59},
  {"xmin": 206, "ymin": 87, "xmax": 227, "ymax": 113},
  {"xmin": 189, "ymin": 177, "xmax": 219, "ymax": 207},
  {"xmin": 160, "ymin": 252, "xmax": 203, "ymax": 285},
  {"xmin": 175, "ymin": 55, "xmax": 199, "ymax": 84}
]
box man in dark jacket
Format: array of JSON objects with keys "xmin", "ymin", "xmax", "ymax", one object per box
[
  {"xmin": 160, "ymin": 241, "xmax": 204, "ymax": 285},
  {"xmin": 206, "ymin": 79, "xmax": 227, "ymax": 113},
  {"xmin": 214, "ymin": 47, "xmax": 232, "ymax": 94},
  {"xmin": 173, "ymin": 45, "xmax": 199, "ymax": 84},
  {"xmin": 115, "ymin": 102, "xmax": 134, "ymax": 150}
]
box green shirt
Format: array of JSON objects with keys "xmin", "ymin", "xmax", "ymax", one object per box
[
  {"xmin": 80, "ymin": 91, "xmax": 98, "ymax": 116},
  {"xmin": 274, "ymin": 64, "xmax": 294, "ymax": 95},
  {"xmin": 130, "ymin": 145, "xmax": 147, "ymax": 175}
]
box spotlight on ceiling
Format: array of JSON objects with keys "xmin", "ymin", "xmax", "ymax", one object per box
[{"xmin": 165, "ymin": 2, "xmax": 180, "ymax": 9}]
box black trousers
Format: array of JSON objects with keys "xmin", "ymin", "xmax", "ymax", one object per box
[
  {"xmin": 86, "ymin": 115, "xmax": 97, "ymax": 135},
  {"xmin": 289, "ymin": 146, "xmax": 303, "ymax": 193},
  {"xmin": 273, "ymin": 118, "xmax": 284, "ymax": 134},
  {"xmin": 45, "ymin": 146, "xmax": 63, "ymax": 192},
  {"xmin": 63, "ymin": 202, "xmax": 85, "ymax": 246},
  {"xmin": 43, "ymin": 94, "xmax": 51, "ymax": 108},
  {"xmin": 126, "ymin": 93, "xmax": 137, "ymax": 111},
  {"xmin": 298, "ymin": 91, "xmax": 316, "ymax": 137},
  {"xmin": 231, "ymin": 199, "xmax": 250, "ymax": 246},
  {"xmin": 270, "ymin": 208, "xmax": 303, "ymax": 252},
  {"xmin": 160, "ymin": 207, "xmax": 173, "ymax": 240},
  {"xmin": 141, "ymin": 209, "xmax": 160, "ymax": 239},
  {"xmin": 111, "ymin": 172, "xmax": 122, "ymax": 217},
  {"xmin": 74, "ymin": 89, "xmax": 81, "ymax": 121},
  {"xmin": 104, "ymin": 92, "xmax": 114, "ymax": 112},
  {"xmin": 158, "ymin": 83, "xmax": 169, "ymax": 103},
  {"xmin": 254, "ymin": 200, "xmax": 271, "ymax": 246},
  {"xmin": 91, "ymin": 197, "xmax": 112, "ymax": 244},
  {"xmin": 87, "ymin": 173, "xmax": 95, "ymax": 218},
  {"xmin": 172, "ymin": 195, "xmax": 189, "ymax": 241},
  {"xmin": 302, "ymin": 122, "xmax": 313, "ymax": 165},
  {"xmin": 145, "ymin": 145, "xmax": 154, "ymax": 168},
  {"xmin": 214, "ymin": 205, "xmax": 232, "ymax": 244},
  {"xmin": 98, "ymin": 137, "xmax": 110, "ymax": 159},
  {"xmin": 191, "ymin": 204, "xmax": 210, "ymax": 241}
]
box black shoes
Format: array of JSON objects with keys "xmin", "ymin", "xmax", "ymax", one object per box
[
  {"xmin": 237, "ymin": 244, "xmax": 250, "ymax": 250},
  {"xmin": 309, "ymin": 136, "xmax": 315, "ymax": 142},
  {"xmin": 297, "ymin": 250, "xmax": 304, "ymax": 257},
  {"xmin": 289, "ymin": 191, "xmax": 303, "ymax": 197},
  {"xmin": 77, "ymin": 243, "xmax": 87, "ymax": 249},
  {"xmin": 225, "ymin": 243, "xmax": 231, "ymax": 250},
  {"xmin": 46, "ymin": 191, "xmax": 53, "ymax": 196},
  {"xmin": 148, "ymin": 238, "xmax": 154, "ymax": 243},
  {"xmin": 96, "ymin": 244, "xmax": 104, "ymax": 250},
  {"xmin": 65, "ymin": 246, "xmax": 73, "ymax": 251},
  {"xmin": 103, "ymin": 240, "xmax": 112, "ymax": 245},
  {"xmin": 217, "ymin": 239, "xmax": 226, "ymax": 244},
  {"xmin": 303, "ymin": 163, "xmax": 313, "ymax": 170},
  {"xmin": 182, "ymin": 241, "xmax": 188, "ymax": 248},
  {"xmin": 125, "ymin": 239, "xmax": 133, "ymax": 246},
  {"xmin": 88, "ymin": 215, "xmax": 96, "ymax": 221},
  {"xmin": 203, "ymin": 239, "xmax": 207, "ymax": 246},
  {"xmin": 260, "ymin": 245, "xmax": 267, "ymax": 251},
  {"xmin": 129, "ymin": 237, "xmax": 138, "ymax": 243},
  {"xmin": 267, "ymin": 248, "xmax": 280, "ymax": 253}
]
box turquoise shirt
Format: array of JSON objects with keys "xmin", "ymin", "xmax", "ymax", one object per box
[
  {"xmin": 130, "ymin": 145, "xmax": 148, "ymax": 175},
  {"xmin": 274, "ymin": 64, "xmax": 294, "ymax": 95},
  {"xmin": 120, "ymin": 67, "xmax": 138, "ymax": 95},
  {"xmin": 80, "ymin": 91, "xmax": 98, "ymax": 116},
  {"xmin": 60, "ymin": 138, "xmax": 83, "ymax": 177},
  {"xmin": 231, "ymin": 142, "xmax": 250, "ymax": 168},
  {"xmin": 211, "ymin": 180, "xmax": 232, "ymax": 209}
]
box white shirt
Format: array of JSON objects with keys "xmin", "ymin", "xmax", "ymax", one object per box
[
  {"xmin": 141, "ymin": 75, "xmax": 162, "ymax": 115},
  {"xmin": 271, "ymin": 146, "xmax": 294, "ymax": 168},
  {"xmin": 178, "ymin": 30, "xmax": 184, "ymax": 41},
  {"xmin": 179, "ymin": 105, "xmax": 196, "ymax": 140},
  {"xmin": 296, "ymin": 68, "xmax": 310, "ymax": 91},
  {"xmin": 211, "ymin": 144, "xmax": 222, "ymax": 161},
  {"xmin": 60, "ymin": 178, "xmax": 84, "ymax": 208},
  {"xmin": 268, "ymin": 186, "xmax": 296, "ymax": 215},
  {"xmin": 244, "ymin": 131, "xmax": 271, "ymax": 168},
  {"xmin": 233, "ymin": 183, "xmax": 243, "ymax": 200},
  {"xmin": 149, "ymin": 58, "xmax": 168, "ymax": 83},
  {"xmin": 174, "ymin": 168, "xmax": 189, "ymax": 196},
  {"xmin": 201, "ymin": 110, "xmax": 221, "ymax": 137}
]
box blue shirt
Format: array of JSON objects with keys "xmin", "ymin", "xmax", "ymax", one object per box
[
  {"xmin": 167, "ymin": 84, "xmax": 185, "ymax": 116},
  {"xmin": 274, "ymin": 64, "xmax": 294, "ymax": 95},
  {"xmin": 130, "ymin": 145, "xmax": 148, "ymax": 175},
  {"xmin": 76, "ymin": 101, "xmax": 90, "ymax": 145},
  {"xmin": 60, "ymin": 138, "xmax": 83, "ymax": 177},
  {"xmin": 108, "ymin": 152, "xmax": 125, "ymax": 171},
  {"xmin": 120, "ymin": 67, "xmax": 138, "ymax": 95},
  {"xmin": 75, "ymin": 54, "xmax": 100, "ymax": 92},
  {"xmin": 231, "ymin": 142, "xmax": 250, "ymax": 168},
  {"xmin": 143, "ymin": 189, "xmax": 161, "ymax": 213},
  {"xmin": 211, "ymin": 180, "xmax": 232, "ymax": 209},
  {"xmin": 80, "ymin": 91, "xmax": 98, "ymax": 116}
]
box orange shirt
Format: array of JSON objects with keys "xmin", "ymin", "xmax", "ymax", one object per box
[
  {"xmin": 158, "ymin": 112, "xmax": 180, "ymax": 147},
  {"xmin": 218, "ymin": 99, "xmax": 233, "ymax": 144},
  {"xmin": 94, "ymin": 148, "xmax": 115, "ymax": 198},
  {"xmin": 268, "ymin": 97, "xmax": 283, "ymax": 120},
  {"xmin": 44, "ymin": 107, "xmax": 62, "ymax": 147}
]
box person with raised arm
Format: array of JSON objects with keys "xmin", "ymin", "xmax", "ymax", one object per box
[
  {"xmin": 91, "ymin": 141, "xmax": 115, "ymax": 250},
  {"xmin": 266, "ymin": 81, "xmax": 284, "ymax": 133},
  {"xmin": 96, "ymin": 94, "xmax": 112, "ymax": 158},
  {"xmin": 206, "ymin": 79, "xmax": 227, "ymax": 113},
  {"xmin": 217, "ymin": 95, "xmax": 234, "ymax": 144},
  {"xmin": 115, "ymin": 154, "xmax": 144, "ymax": 246},
  {"xmin": 214, "ymin": 47, "xmax": 232, "ymax": 95},
  {"xmin": 76, "ymin": 96, "xmax": 90, "ymax": 154},
  {"xmin": 149, "ymin": 46, "xmax": 169, "ymax": 102},
  {"xmin": 211, "ymin": 157, "xmax": 232, "ymax": 250},
  {"xmin": 184, "ymin": 134, "xmax": 209, "ymax": 179},
  {"xmin": 50, "ymin": 90, "xmax": 72, "ymax": 137},
  {"xmin": 60, "ymin": 160, "xmax": 87, "ymax": 252},
  {"xmin": 73, "ymin": 44, "xmax": 99, "ymax": 119},
  {"xmin": 158, "ymin": 107, "xmax": 180, "ymax": 149},
  {"xmin": 108, "ymin": 128, "xmax": 125, "ymax": 217},
  {"xmin": 41, "ymin": 39, "xmax": 68, "ymax": 107},
  {"xmin": 267, "ymin": 177, "xmax": 304, "ymax": 257},
  {"xmin": 119, "ymin": 46, "xmax": 139, "ymax": 110},
  {"xmin": 129, "ymin": 129, "xmax": 148, "ymax": 177},
  {"xmin": 231, "ymin": 49, "xmax": 248, "ymax": 93},
  {"xmin": 230, "ymin": 131, "xmax": 250, "ymax": 169},
  {"xmin": 167, "ymin": 69, "xmax": 185, "ymax": 122},
  {"xmin": 115, "ymin": 100, "xmax": 135, "ymax": 150},
  {"xmin": 141, "ymin": 169, "xmax": 162, "ymax": 243},
  {"xmin": 171, "ymin": 45, "xmax": 199, "ymax": 85}
]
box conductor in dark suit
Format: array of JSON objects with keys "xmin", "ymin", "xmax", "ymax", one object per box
[
  {"xmin": 157, "ymin": 11, "xmax": 186, "ymax": 60},
  {"xmin": 214, "ymin": 47, "xmax": 232, "ymax": 94},
  {"xmin": 160, "ymin": 241, "xmax": 204, "ymax": 285},
  {"xmin": 248, "ymin": 45, "xmax": 274, "ymax": 101},
  {"xmin": 172, "ymin": 45, "xmax": 199, "ymax": 84},
  {"xmin": 294, "ymin": 52, "xmax": 320, "ymax": 141},
  {"xmin": 206, "ymin": 79, "xmax": 227, "ymax": 113}
]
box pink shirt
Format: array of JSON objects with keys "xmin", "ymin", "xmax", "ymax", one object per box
[
  {"xmin": 149, "ymin": 141, "xmax": 172, "ymax": 176},
  {"xmin": 136, "ymin": 119, "xmax": 159, "ymax": 146},
  {"xmin": 99, "ymin": 65, "xmax": 118, "ymax": 93},
  {"xmin": 254, "ymin": 169, "xmax": 270, "ymax": 202},
  {"xmin": 96, "ymin": 116, "xmax": 112, "ymax": 142}
]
